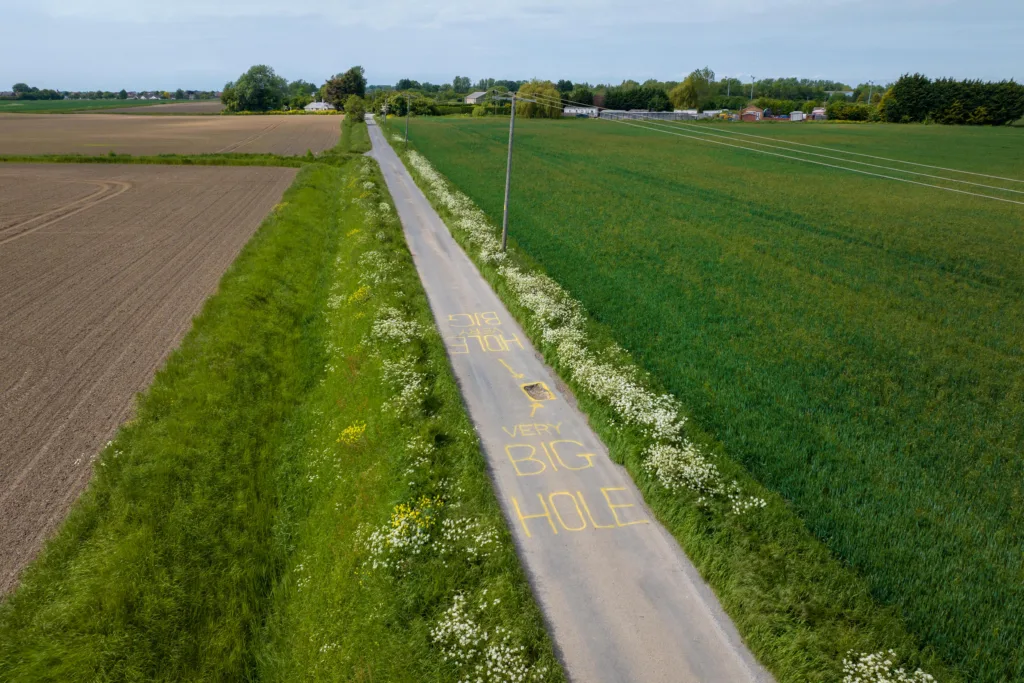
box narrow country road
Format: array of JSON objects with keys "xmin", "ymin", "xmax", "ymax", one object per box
[{"xmin": 367, "ymin": 117, "xmax": 772, "ymax": 683}]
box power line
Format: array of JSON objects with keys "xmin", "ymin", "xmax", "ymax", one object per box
[
  {"xmin": 519, "ymin": 91, "xmax": 1024, "ymax": 205},
  {"xmin": 523, "ymin": 89, "xmax": 1024, "ymax": 185},
  {"xmin": 614, "ymin": 118, "xmax": 1024, "ymax": 206},
  {"xmin": 633, "ymin": 118, "xmax": 1024, "ymax": 195},
  {"xmin": 662, "ymin": 120, "xmax": 1024, "ymax": 184}
]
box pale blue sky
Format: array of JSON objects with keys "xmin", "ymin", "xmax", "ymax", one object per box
[{"xmin": 1, "ymin": 0, "xmax": 1021, "ymax": 91}]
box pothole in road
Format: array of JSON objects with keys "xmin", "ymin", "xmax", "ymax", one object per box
[{"xmin": 522, "ymin": 382, "xmax": 556, "ymax": 401}]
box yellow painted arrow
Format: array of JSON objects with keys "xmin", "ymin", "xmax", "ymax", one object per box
[{"xmin": 498, "ymin": 358, "xmax": 525, "ymax": 379}]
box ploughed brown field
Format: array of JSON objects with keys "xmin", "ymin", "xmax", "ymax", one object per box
[
  {"xmin": 0, "ymin": 163, "xmax": 297, "ymax": 591},
  {"xmin": 96, "ymin": 100, "xmax": 226, "ymax": 114},
  {"xmin": 0, "ymin": 113, "xmax": 340, "ymax": 155}
]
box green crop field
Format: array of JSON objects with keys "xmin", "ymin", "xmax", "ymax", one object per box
[
  {"xmin": 386, "ymin": 116, "xmax": 1024, "ymax": 682},
  {"xmin": 0, "ymin": 99, "xmax": 170, "ymax": 113}
]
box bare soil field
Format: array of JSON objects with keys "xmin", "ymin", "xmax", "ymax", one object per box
[
  {"xmin": 96, "ymin": 100, "xmax": 226, "ymax": 114},
  {"xmin": 0, "ymin": 114, "xmax": 340, "ymax": 155},
  {"xmin": 0, "ymin": 163, "xmax": 297, "ymax": 592}
]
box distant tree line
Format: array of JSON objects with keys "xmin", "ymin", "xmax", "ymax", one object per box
[
  {"xmin": 878, "ymin": 74, "xmax": 1024, "ymax": 125},
  {"xmin": 1, "ymin": 83, "xmax": 219, "ymax": 101},
  {"xmin": 372, "ymin": 68, "xmax": 1024, "ymax": 126},
  {"xmin": 219, "ymin": 65, "xmax": 366, "ymax": 113},
  {"xmin": 6, "ymin": 83, "xmax": 62, "ymax": 100}
]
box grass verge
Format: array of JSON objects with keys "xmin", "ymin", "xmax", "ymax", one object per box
[
  {"xmin": 337, "ymin": 116, "xmax": 371, "ymax": 154},
  {"xmin": 257, "ymin": 153, "xmax": 559, "ymax": 682},
  {"xmin": 0, "ymin": 126, "xmax": 561, "ymax": 682},
  {"xmin": 381, "ymin": 121, "xmax": 961, "ymax": 683}
]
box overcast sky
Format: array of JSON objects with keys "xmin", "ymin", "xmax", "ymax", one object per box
[{"xmin": 2, "ymin": 0, "xmax": 1021, "ymax": 91}]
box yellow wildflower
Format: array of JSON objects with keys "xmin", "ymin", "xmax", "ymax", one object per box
[
  {"xmin": 348, "ymin": 285, "xmax": 371, "ymax": 304},
  {"xmin": 337, "ymin": 421, "xmax": 367, "ymax": 445}
]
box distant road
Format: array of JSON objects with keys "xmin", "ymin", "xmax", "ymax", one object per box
[{"xmin": 366, "ymin": 116, "xmax": 773, "ymax": 683}]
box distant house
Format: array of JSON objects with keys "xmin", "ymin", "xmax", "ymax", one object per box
[
  {"xmin": 674, "ymin": 109, "xmax": 699, "ymax": 116},
  {"xmin": 464, "ymin": 91, "xmax": 488, "ymax": 104},
  {"xmin": 740, "ymin": 106, "xmax": 764, "ymax": 122},
  {"xmin": 564, "ymin": 106, "xmax": 599, "ymax": 118},
  {"xmin": 304, "ymin": 101, "xmax": 336, "ymax": 112},
  {"xmin": 790, "ymin": 111, "xmax": 806, "ymax": 122},
  {"xmin": 811, "ymin": 106, "xmax": 827, "ymax": 121}
]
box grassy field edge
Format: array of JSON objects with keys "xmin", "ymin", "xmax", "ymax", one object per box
[
  {"xmin": 0, "ymin": 126, "xmax": 562, "ymax": 681},
  {"xmin": 380, "ymin": 119, "xmax": 961, "ymax": 683}
]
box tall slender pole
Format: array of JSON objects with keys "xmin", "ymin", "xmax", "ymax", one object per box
[
  {"xmin": 750, "ymin": 76, "xmax": 755, "ymax": 101},
  {"xmin": 405, "ymin": 93, "xmax": 410, "ymax": 147},
  {"xmin": 501, "ymin": 92, "xmax": 516, "ymax": 252},
  {"xmin": 868, "ymin": 81, "xmax": 873, "ymax": 104}
]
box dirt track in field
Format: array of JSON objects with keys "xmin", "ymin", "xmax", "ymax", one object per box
[
  {"xmin": 0, "ymin": 163, "xmax": 297, "ymax": 593},
  {"xmin": 97, "ymin": 101, "xmax": 225, "ymax": 114},
  {"xmin": 0, "ymin": 114, "xmax": 340, "ymax": 155}
]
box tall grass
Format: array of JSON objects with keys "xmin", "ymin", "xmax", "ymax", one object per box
[
  {"xmin": 386, "ymin": 116, "xmax": 1024, "ymax": 682},
  {"xmin": 336, "ymin": 116, "xmax": 371, "ymax": 155}
]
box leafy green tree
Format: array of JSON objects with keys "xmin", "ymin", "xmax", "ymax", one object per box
[
  {"xmin": 285, "ymin": 79, "xmax": 319, "ymax": 109},
  {"xmin": 568, "ymin": 85, "xmax": 594, "ymax": 105},
  {"xmin": 118, "ymin": 89, "xmax": 128, "ymax": 100},
  {"xmin": 222, "ymin": 65, "xmax": 287, "ymax": 112},
  {"xmin": 669, "ymin": 67, "xmax": 715, "ymax": 109},
  {"xmin": 556, "ymin": 79, "xmax": 574, "ymax": 93},
  {"xmin": 410, "ymin": 98, "xmax": 437, "ymax": 115},
  {"xmin": 221, "ymin": 83, "xmax": 238, "ymax": 110},
  {"xmin": 669, "ymin": 80, "xmax": 696, "ymax": 109},
  {"xmin": 966, "ymin": 105, "xmax": 991, "ymax": 125},
  {"xmin": 648, "ymin": 89, "xmax": 671, "ymax": 112},
  {"xmin": 173, "ymin": 88, "xmax": 184, "ymax": 99},
  {"xmin": 288, "ymin": 79, "xmax": 318, "ymax": 96},
  {"xmin": 452, "ymin": 76, "xmax": 472, "ymax": 93},
  {"xmin": 324, "ymin": 66, "xmax": 366, "ymax": 108},
  {"xmin": 12, "ymin": 83, "xmax": 30, "ymax": 95},
  {"xmin": 878, "ymin": 74, "xmax": 931, "ymax": 123},
  {"xmin": 516, "ymin": 80, "xmax": 562, "ymax": 118},
  {"xmin": 344, "ymin": 95, "xmax": 365, "ymax": 121}
]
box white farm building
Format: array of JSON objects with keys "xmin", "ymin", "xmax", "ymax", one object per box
[
  {"xmin": 564, "ymin": 106, "xmax": 599, "ymax": 117},
  {"xmin": 304, "ymin": 101, "xmax": 336, "ymax": 112}
]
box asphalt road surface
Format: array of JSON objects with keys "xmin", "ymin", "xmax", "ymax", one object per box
[{"xmin": 367, "ymin": 117, "xmax": 772, "ymax": 683}]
